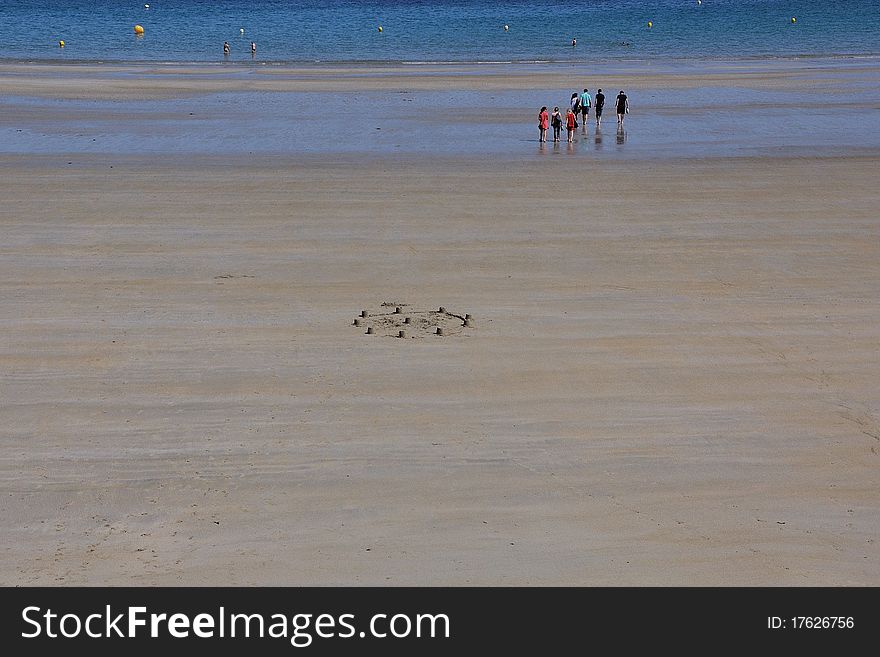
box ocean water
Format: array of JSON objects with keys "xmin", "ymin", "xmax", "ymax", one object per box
[{"xmin": 0, "ymin": 0, "xmax": 877, "ymax": 64}]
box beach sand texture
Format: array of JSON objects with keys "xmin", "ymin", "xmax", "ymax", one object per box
[{"xmin": 1, "ymin": 63, "xmax": 878, "ymax": 585}]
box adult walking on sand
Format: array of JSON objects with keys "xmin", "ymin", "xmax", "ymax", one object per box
[
  {"xmin": 595, "ymin": 88, "xmax": 605, "ymax": 127},
  {"xmin": 616, "ymin": 90, "xmax": 629, "ymax": 125},
  {"xmin": 579, "ymin": 88, "xmax": 591, "ymax": 129},
  {"xmin": 538, "ymin": 106, "xmax": 549, "ymax": 143}
]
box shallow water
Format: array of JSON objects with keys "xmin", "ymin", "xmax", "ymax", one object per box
[{"xmin": 2, "ymin": 59, "xmax": 879, "ymax": 160}]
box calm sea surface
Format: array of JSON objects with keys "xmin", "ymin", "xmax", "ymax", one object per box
[{"xmin": 0, "ymin": 0, "xmax": 877, "ymax": 64}]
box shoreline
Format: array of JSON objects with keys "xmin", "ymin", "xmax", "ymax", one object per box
[
  {"xmin": 2, "ymin": 55, "xmax": 878, "ymax": 97},
  {"xmin": 3, "ymin": 51, "xmax": 879, "ymax": 67},
  {"xmin": 0, "ymin": 53, "xmax": 880, "ymax": 75}
]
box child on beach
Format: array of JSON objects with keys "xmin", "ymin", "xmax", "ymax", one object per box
[
  {"xmin": 550, "ymin": 107, "xmax": 562, "ymax": 142},
  {"xmin": 538, "ymin": 106, "xmax": 549, "ymax": 142},
  {"xmin": 566, "ymin": 108, "xmax": 577, "ymax": 142}
]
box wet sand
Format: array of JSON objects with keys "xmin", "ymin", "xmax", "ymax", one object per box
[{"xmin": 1, "ymin": 62, "xmax": 879, "ymax": 585}]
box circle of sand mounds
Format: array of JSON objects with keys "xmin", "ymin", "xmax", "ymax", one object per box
[{"xmin": 352, "ymin": 302, "xmax": 474, "ymax": 339}]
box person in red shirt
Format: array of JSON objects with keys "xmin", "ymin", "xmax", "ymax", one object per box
[
  {"xmin": 538, "ymin": 106, "xmax": 549, "ymax": 142},
  {"xmin": 565, "ymin": 108, "xmax": 577, "ymax": 142}
]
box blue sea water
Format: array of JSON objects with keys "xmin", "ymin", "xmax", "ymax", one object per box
[{"xmin": 0, "ymin": 1, "xmax": 877, "ymax": 64}]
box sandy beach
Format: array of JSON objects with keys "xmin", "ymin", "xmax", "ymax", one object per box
[{"xmin": 1, "ymin": 60, "xmax": 878, "ymax": 585}]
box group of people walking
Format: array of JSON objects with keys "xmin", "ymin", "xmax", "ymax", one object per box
[{"xmin": 538, "ymin": 88, "xmax": 629, "ymax": 143}]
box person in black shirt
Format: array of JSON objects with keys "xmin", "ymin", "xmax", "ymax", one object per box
[
  {"xmin": 594, "ymin": 89, "xmax": 605, "ymax": 127},
  {"xmin": 616, "ymin": 90, "xmax": 629, "ymax": 125},
  {"xmin": 550, "ymin": 107, "xmax": 562, "ymax": 142}
]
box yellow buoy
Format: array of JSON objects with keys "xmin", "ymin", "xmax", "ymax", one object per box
[
  {"xmin": 647, "ymin": 21, "xmax": 653, "ymax": 28},
  {"xmin": 791, "ymin": 17, "xmax": 796, "ymax": 24},
  {"xmin": 378, "ymin": 26, "xmax": 383, "ymax": 32},
  {"xmin": 59, "ymin": 40, "xmax": 65, "ymax": 48},
  {"xmin": 134, "ymin": 24, "xmax": 144, "ymax": 35}
]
